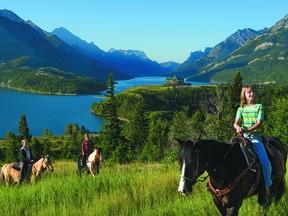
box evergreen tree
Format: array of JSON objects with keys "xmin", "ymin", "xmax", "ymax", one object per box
[
  {"xmin": 65, "ymin": 124, "xmax": 73, "ymax": 135},
  {"xmin": 64, "ymin": 124, "xmax": 82, "ymax": 159},
  {"xmin": 140, "ymin": 112, "xmax": 169, "ymax": 162},
  {"xmin": 124, "ymin": 99, "xmax": 148, "ymax": 160},
  {"xmin": 264, "ymin": 96, "xmax": 288, "ymax": 147},
  {"xmin": 99, "ymin": 74, "xmax": 124, "ymax": 162},
  {"xmin": 226, "ymin": 72, "xmax": 243, "ymax": 115},
  {"xmin": 190, "ymin": 110, "xmax": 205, "ymax": 139},
  {"xmin": 30, "ymin": 137, "xmax": 43, "ymax": 158},
  {"xmin": 18, "ymin": 113, "xmax": 32, "ymax": 142},
  {"xmin": 168, "ymin": 106, "xmax": 194, "ymax": 141},
  {"xmin": 5, "ymin": 131, "xmax": 19, "ymax": 162},
  {"xmin": 222, "ymin": 72, "xmax": 243, "ymax": 139}
]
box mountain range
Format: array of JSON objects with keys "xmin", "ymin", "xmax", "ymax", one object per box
[
  {"xmin": 50, "ymin": 27, "xmax": 176, "ymax": 76},
  {"xmin": 173, "ymin": 15, "xmax": 288, "ymax": 85},
  {"xmin": 0, "ymin": 10, "xmax": 130, "ymax": 83},
  {"xmin": 0, "ymin": 8, "xmax": 288, "ymax": 92}
]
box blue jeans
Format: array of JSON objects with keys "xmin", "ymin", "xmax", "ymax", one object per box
[{"xmin": 244, "ymin": 134, "xmax": 272, "ymax": 188}]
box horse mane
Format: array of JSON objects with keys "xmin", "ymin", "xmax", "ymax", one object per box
[
  {"xmin": 178, "ymin": 140, "xmax": 196, "ymax": 165},
  {"xmin": 178, "ymin": 139, "xmax": 242, "ymax": 166}
]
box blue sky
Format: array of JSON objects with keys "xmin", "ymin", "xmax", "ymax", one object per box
[{"xmin": 1, "ymin": 0, "xmax": 288, "ymax": 63}]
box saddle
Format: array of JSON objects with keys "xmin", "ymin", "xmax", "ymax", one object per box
[
  {"xmin": 229, "ymin": 135, "xmax": 285, "ymax": 177},
  {"xmin": 229, "ymin": 135, "xmax": 286, "ymax": 199},
  {"xmin": 12, "ymin": 162, "xmax": 33, "ymax": 173},
  {"xmin": 12, "ymin": 162, "xmax": 21, "ymax": 171}
]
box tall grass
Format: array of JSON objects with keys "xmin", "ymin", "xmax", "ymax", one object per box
[{"xmin": 0, "ymin": 161, "xmax": 287, "ymax": 216}]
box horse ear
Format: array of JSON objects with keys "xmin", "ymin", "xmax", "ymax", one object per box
[
  {"xmin": 175, "ymin": 138, "xmax": 184, "ymax": 146},
  {"xmin": 193, "ymin": 135, "xmax": 202, "ymax": 146}
]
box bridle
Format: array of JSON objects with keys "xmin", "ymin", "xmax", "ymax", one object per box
[
  {"xmin": 43, "ymin": 157, "xmax": 54, "ymax": 172},
  {"xmin": 33, "ymin": 156, "xmax": 54, "ymax": 173},
  {"xmin": 96, "ymin": 150, "xmax": 103, "ymax": 162},
  {"xmin": 180, "ymin": 148, "xmax": 209, "ymax": 184},
  {"xmin": 89, "ymin": 149, "xmax": 103, "ymax": 164}
]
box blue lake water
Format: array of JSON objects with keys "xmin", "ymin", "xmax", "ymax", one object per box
[{"xmin": 0, "ymin": 76, "xmax": 211, "ymax": 138}]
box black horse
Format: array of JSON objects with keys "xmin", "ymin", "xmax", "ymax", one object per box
[{"xmin": 177, "ymin": 136, "xmax": 286, "ymax": 216}]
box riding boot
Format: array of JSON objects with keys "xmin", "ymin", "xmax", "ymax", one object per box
[
  {"xmin": 18, "ymin": 162, "xmax": 24, "ymax": 183},
  {"xmin": 258, "ymin": 186, "xmax": 272, "ymax": 206},
  {"xmin": 258, "ymin": 178, "xmax": 269, "ymax": 206},
  {"xmin": 82, "ymin": 154, "xmax": 87, "ymax": 168},
  {"xmin": 265, "ymin": 187, "xmax": 272, "ymax": 204}
]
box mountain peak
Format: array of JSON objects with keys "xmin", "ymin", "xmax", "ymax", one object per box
[
  {"xmin": 0, "ymin": 9, "xmax": 23, "ymax": 22},
  {"xmin": 108, "ymin": 49, "xmax": 149, "ymax": 60}
]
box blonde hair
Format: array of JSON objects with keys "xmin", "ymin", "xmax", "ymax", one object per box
[{"xmin": 240, "ymin": 85, "xmax": 255, "ymax": 107}]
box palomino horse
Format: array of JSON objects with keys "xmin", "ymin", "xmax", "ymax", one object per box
[
  {"xmin": 77, "ymin": 147, "xmax": 103, "ymax": 177},
  {"xmin": 177, "ymin": 136, "xmax": 286, "ymax": 216},
  {"xmin": 0, "ymin": 155, "xmax": 54, "ymax": 186}
]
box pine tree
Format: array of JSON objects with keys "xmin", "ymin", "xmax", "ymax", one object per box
[
  {"xmin": 99, "ymin": 74, "xmax": 124, "ymax": 162},
  {"xmin": 5, "ymin": 131, "xmax": 19, "ymax": 162},
  {"xmin": 264, "ymin": 96, "xmax": 288, "ymax": 146},
  {"xmin": 30, "ymin": 137, "xmax": 42, "ymax": 158},
  {"xmin": 18, "ymin": 113, "xmax": 32, "ymax": 142},
  {"xmin": 226, "ymin": 72, "xmax": 243, "ymax": 115},
  {"xmin": 223, "ymin": 72, "xmax": 243, "ymax": 139},
  {"xmin": 141, "ymin": 112, "xmax": 169, "ymax": 162},
  {"xmin": 125, "ymin": 99, "xmax": 148, "ymax": 160}
]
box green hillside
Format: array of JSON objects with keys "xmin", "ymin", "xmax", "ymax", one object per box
[{"xmin": 0, "ymin": 65, "xmax": 106, "ymax": 95}]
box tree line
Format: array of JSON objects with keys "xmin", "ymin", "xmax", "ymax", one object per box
[{"xmin": 1, "ymin": 72, "xmax": 287, "ymax": 164}]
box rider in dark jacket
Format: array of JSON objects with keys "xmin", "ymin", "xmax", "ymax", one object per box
[
  {"xmin": 82, "ymin": 133, "xmax": 94, "ymax": 167},
  {"xmin": 19, "ymin": 139, "xmax": 34, "ymax": 182}
]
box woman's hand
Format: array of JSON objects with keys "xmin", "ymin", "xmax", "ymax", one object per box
[{"xmin": 235, "ymin": 126, "xmax": 243, "ymax": 133}]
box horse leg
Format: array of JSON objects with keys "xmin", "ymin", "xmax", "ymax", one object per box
[
  {"xmin": 4, "ymin": 172, "xmax": 11, "ymax": 186},
  {"xmin": 261, "ymin": 206, "xmax": 270, "ymax": 216},
  {"xmin": 213, "ymin": 199, "xmax": 227, "ymax": 215},
  {"xmin": 226, "ymin": 207, "xmax": 240, "ymax": 216},
  {"xmin": 90, "ymin": 163, "xmax": 96, "ymax": 177},
  {"xmin": 30, "ymin": 174, "xmax": 36, "ymax": 184},
  {"xmin": 96, "ymin": 163, "xmax": 100, "ymax": 175}
]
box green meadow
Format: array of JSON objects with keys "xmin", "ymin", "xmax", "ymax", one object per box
[{"xmin": 0, "ymin": 161, "xmax": 287, "ymax": 216}]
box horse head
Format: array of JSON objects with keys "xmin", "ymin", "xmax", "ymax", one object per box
[
  {"xmin": 89, "ymin": 148, "xmax": 103, "ymax": 164},
  {"xmin": 177, "ymin": 139, "xmax": 207, "ymax": 196},
  {"xmin": 95, "ymin": 147, "xmax": 103, "ymax": 162},
  {"xmin": 40, "ymin": 155, "xmax": 54, "ymax": 173}
]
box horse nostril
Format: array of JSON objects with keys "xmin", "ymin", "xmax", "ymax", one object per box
[{"xmin": 178, "ymin": 189, "xmax": 187, "ymax": 195}]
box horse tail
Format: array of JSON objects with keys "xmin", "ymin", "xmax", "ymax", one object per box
[
  {"xmin": 76, "ymin": 155, "xmax": 82, "ymax": 176},
  {"xmin": 0, "ymin": 165, "xmax": 6, "ymax": 183}
]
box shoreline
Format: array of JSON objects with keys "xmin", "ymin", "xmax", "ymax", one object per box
[{"xmin": 0, "ymin": 85, "xmax": 104, "ymax": 96}]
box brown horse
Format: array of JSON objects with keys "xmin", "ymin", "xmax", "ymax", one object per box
[
  {"xmin": 177, "ymin": 136, "xmax": 286, "ymax": 216},
  {"xmin": 0, "ymin": 155, "xmax": 54, "ymax": 186}
]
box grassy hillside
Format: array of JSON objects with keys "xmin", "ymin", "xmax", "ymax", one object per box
[
  {"xmin": 92, "ymin": 84, "xmax": 215, "ymax": 120},
  {"xmin": 0, "ymin": 162, "xmax": 287, "ymax": 216}
]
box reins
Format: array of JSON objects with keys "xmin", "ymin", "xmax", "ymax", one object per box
[
  {"xmin": 33, "ymin": 157, "xmax": 53, "ymax": 173},
  {"xmin": 213, "ymin": 142, "xmax": 236, "ymax": 173},
  {"xmin": 181, "ymin": 137, "xmax": 248, "ymax": 194},
  {"xmin": 179, "ymin": 174, "xmax": 209, "ymax": 183}
]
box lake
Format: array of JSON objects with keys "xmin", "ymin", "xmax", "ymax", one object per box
[{"xmin": 0, "ymin": 76, "xmax": 211, "ymax": 138}]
